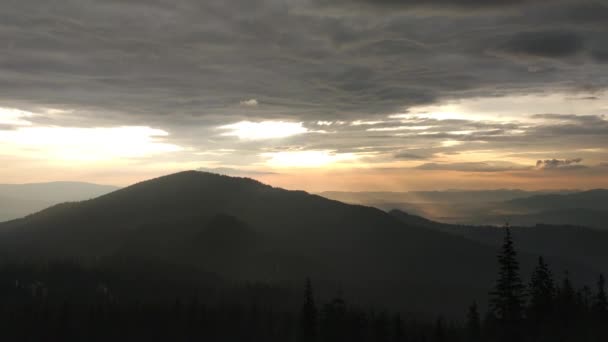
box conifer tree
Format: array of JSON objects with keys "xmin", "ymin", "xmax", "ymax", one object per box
[
  {"xmin": 553, "ymin": 272, "xmax": 579, "ymax": 340},
  {"xmin": 593, "ymin": 274, "xmax": 608, "ymax": 316},
  {"xmin": 557, "ymin": 272, "xmax": 576, "ymax": 314},
  {"xmin": 490, "ymin": 227, "xmax": 525, "ymax": 341},
  {"xmin": 434, "ymin": 317, "xmax": 445, "ymax": 342},
  {"xmin": 374, "ymin": 312, "xmax": 390, "ymax": 342},
  {"xmin": 527, "ymin": 256, "xmax": 555, "ymax": 331},
  {"xmin": 321, "ymin": 295, "xmax": 347, "ymax": 342},
  {"xmin": 466, "ymin": 302, "xmax": 481, "ymax": 342},
  {"xmin": 300, "ymin": 278, "xmax": 318, "ymax": 342},
  {"xmin": 392, "ymin": 314, "xmax": 404, "ymax": 342}
]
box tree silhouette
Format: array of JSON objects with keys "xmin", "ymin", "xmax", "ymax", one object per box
[
  {"xmin": 300, "ymin": 278, "xmax": 318, "ymax": 342},
  {"xmin": 392, "ymin": 314, "xmax": 404, "ymax": 342},
  {"xmin": 434, "ymin": 317, "xmax": 445, "ymax": 342},
  {"xmin": 593, "ymin": 274, "xmax": 608, "ymax": 316},
  {"xmin": 527, "ymin": 256, "xmax": 555, "ymax": 337},
  {"xmin": 490, "ymin": 227, "xmax": 525, "ymax": 341},
  {"xmin": 466, "ymin": 302, "xmax": 481, "ymax": 342},
  {"xmin": 320, "ymin": 295, "xmax": 347, "ymax": 342},
  {"xmin": 374, "ymin": 311, "xmax": 390, "ymax": 342}
]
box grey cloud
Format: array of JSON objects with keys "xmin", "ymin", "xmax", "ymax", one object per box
[
  {"xmin": 310, "ymin": 0, "xmax": 544, "ymax": 12},
  {"xmin": 498, "ymin": 30, "xmax": 585, "ymax": 59},
  {"xmin": 394, "ymin": 152, "xmax": 427, "ymax": 160},
  {"xmin": 0, "ymin": 0, "xmax": 607, "ymax": 169},
  {"xmin": 591, "ymin": 49, "xmax": 608, "ymax": 63},
  {"xmin": 0, "ymin": 124, "xmax": 19, "ymax": 131},
  {"xmin": 535, "ymin": 158, "xmax": 584, "ymax": 169},
  {"xmin": 546, "ymin": 2, "xmax": 608, "ymax": 25},
  {"xmin": 531, "ymin": 114, "xmax": 606, "ymax": 124},
  {"xmin": 415, "ymin": 161, "xmax": 531, "ymax": 172},
  {"xmin": 1, "ymin": 0, "xmax": 605, "ymax": 130},
  {"xmin": 285, "ymin": 112, "xmax": 608, "ymax": 166}
]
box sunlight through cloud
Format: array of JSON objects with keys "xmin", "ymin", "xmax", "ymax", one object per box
[
  {"xmin": 218, "ymin": 121, "xmax": 308, "ymax": 140},
  {"xmin": 0, "ymin": 126, "xmax": 182, "ymax": 162},
  {"xmin": 0, "ymin": 107, "xmax": 35, "ymax": 126}
]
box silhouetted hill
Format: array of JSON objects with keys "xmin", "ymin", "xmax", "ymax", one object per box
[
  {"xmin": 390, "ymin": 209, "xmax": 608, "ymax": 274},
  {"xmin": 322, "ymin": 189, "xmax": 547, "ymax": 205},
  {"xmin": 321, "ymin": 189, "xmax": 577, "ymax": 223},
  {"xmin": 0, "ymin": 181, "xmax": 119, "ymax": 222},
  {"xmin": 0, "ymin": 171, "xmax": 597, "ymax": 314},
  {"xmin": 487, "ymin": 190, "xmax": 608, "ymax": 229},
  {"xmin": 505, "ymin": 189, "xmax": 608, "ymax": 211},
  {"xmin": 483, "ymin": 208, "xmax": 608, "ymax": 230},
  {"xmin": 324, "ymin": 189, "xmax": 608, "ymax": 229}
]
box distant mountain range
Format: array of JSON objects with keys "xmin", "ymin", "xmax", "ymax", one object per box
[
  {"xmin": 322, "ymin": 189, "xmax": 608, "ymax": 229},
  {"xmin": 0, "ymin": 171, "xmax": 603, "ymax": 315},
  {"xmin": 0, "ymin": 182, "xmax": 119, "ymax": 223},
  {"xmin": 389, "ymin": 209, "xmax": 608, "ymax": 273}
]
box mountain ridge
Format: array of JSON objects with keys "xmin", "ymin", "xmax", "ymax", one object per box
[{"xmin": 0, "ymin": 171, "xmax": 600, "ymax": 314}]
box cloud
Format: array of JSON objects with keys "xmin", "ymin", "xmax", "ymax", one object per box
[
  {"xmin": 1, "ymin": 0, "xmax": 608, "ymax": 185},
  {"xmin": 309, "ymin": 0, "xmax": 542, "ymax": 13},
  {"xmin": 218, "ymin": 121, "xmax": 309, "ymax": 140},
  {"xmin": 531, "ymin": 114, "xmax": 603, "ymax": 122},
  {"xmin": 535, "ymin": 158, "xmax": 585, "ymax": 170},
  {"xmin": 0, "ymin": 107, "xmax": 35, "ymax": 126},
  {"xmin": 497, "ymin": 30, "xmax": 585, "ymax": 59},
  {"xmin": 240, "ymin": 99, "xmax": 259, "ymax": 107},
  {"xmin": 394, "ymin": 152, "xmax": 427, "ymax": 160},
  {"xmin": 591, "ymin": 49, "xmax": 608, "ymax": 63},
  {"xmin": 261, "ymin": 150, "xmax": 359, "ymax": 168},
  {"xmin": 415, "ymin": 161, "xmax": 530, "ymax": 172},
  {"xmin": 0, "ymin": 125, "xmax": 182, "ymax": 162},
  {"xmin": 1, "ymin": 0, "xmax": 606, "ymax": 133}
]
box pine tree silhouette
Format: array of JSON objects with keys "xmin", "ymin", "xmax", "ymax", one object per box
[
  {"xmin": 490, "ymin": 227, "xmax": 525, "ymax": 341},
  {"xmin": 527, "ymin": 256, "xmax": 555, "ymax": 337},
  {"xmin": 466, "ymin": 302, "xmax": 481, "ymax": 342},
  {"xmin": 593, "ymin": 274, "xmax": 608, "ymax": 316},
  {"xmin": 300, "ymin": 278, "xmax": 318, "ymax": 342},
  {"xmin": 434, "ymin": 317, "xmax": 445, "ymax": 342},
  {"xmin": 557, "ymin": 272, "xmax": 576, "ymax": 315},
  {"xmin": 374, "ymin": 312, "xmax": 390, "ymax": 342},
  {"xmin": 321, "ymin": 295, "xmax": 347, "ymax": 342},
  {"xmin": 553, "ymin": 271, "xmax": 578, "ymax": 340},
  {"xmin": 392, "ymin": 314, "xmax": 404, "ymax": 342}
]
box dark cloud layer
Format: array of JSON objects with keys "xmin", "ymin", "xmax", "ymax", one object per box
[
  {"xmin": 0, "ymin": 0, "xmax": 606, "ymax": 126},
  {"xmin": 499, "ymin": 30, "xmax": 585, "ymax": 58},
  {"xmin": 0, "ymin": 0, "xmax": 607, "ymax": 176},
  {"xmin": 415, "ymin": 161, "xmax": 530, "ymax": 172},
  {"xmin": 310, "ymin": 0, "xmax": 544, "ymax": 12},
  {"xmin": 535, "ymin": 158, "xmax": 584, "ymax": 170}
]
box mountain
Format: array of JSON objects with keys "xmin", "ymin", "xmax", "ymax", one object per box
[
  {"xmin": 0, "ymin": 171, "xmax": 598, "ymax": 315},
  {"xmin": 0, "ymin": 181, "xmax": 119, "ymax": 222},
  {"xmin": 390, "ymin": 209, "xmax": 608, "ymax": 273},
  {"xmin": 321, "ymin": 190, "xmax": 548, "ymax": 206},
  {"xmin": 320, "ymin": 189, "xmax": 572, "ymax": 223},
  {"xmin": 323, "ymin": 189, "xmax": 608, "ymax": 229},
  {"xmin": 483, "ymin": 190, "xmax": 608, "ymax": 229},
  {"xmin": 505, "ymin": 189, "xmax": 608, "ymax": 211},
  {"xmin": 476, "ymin": 208, "xmax": 608, "ymax": 230}
]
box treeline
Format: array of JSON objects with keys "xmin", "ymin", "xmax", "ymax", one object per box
[
  {"xmin": 0, "ymin": 228, "xmax": 606, "ymax": 341},
  {"xmin": 477, "ymin": 228, "xmax": 608, "ymax": 342}
]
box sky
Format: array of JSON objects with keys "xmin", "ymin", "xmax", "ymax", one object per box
[{"xmin": 1, "ymin": 0, "xmax": 608, "ymax": 192}]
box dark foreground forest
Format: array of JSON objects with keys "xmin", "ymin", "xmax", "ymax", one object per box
[{"xmin": 0, "ymin": 228, "xmax": 606, "ymax": 342}]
